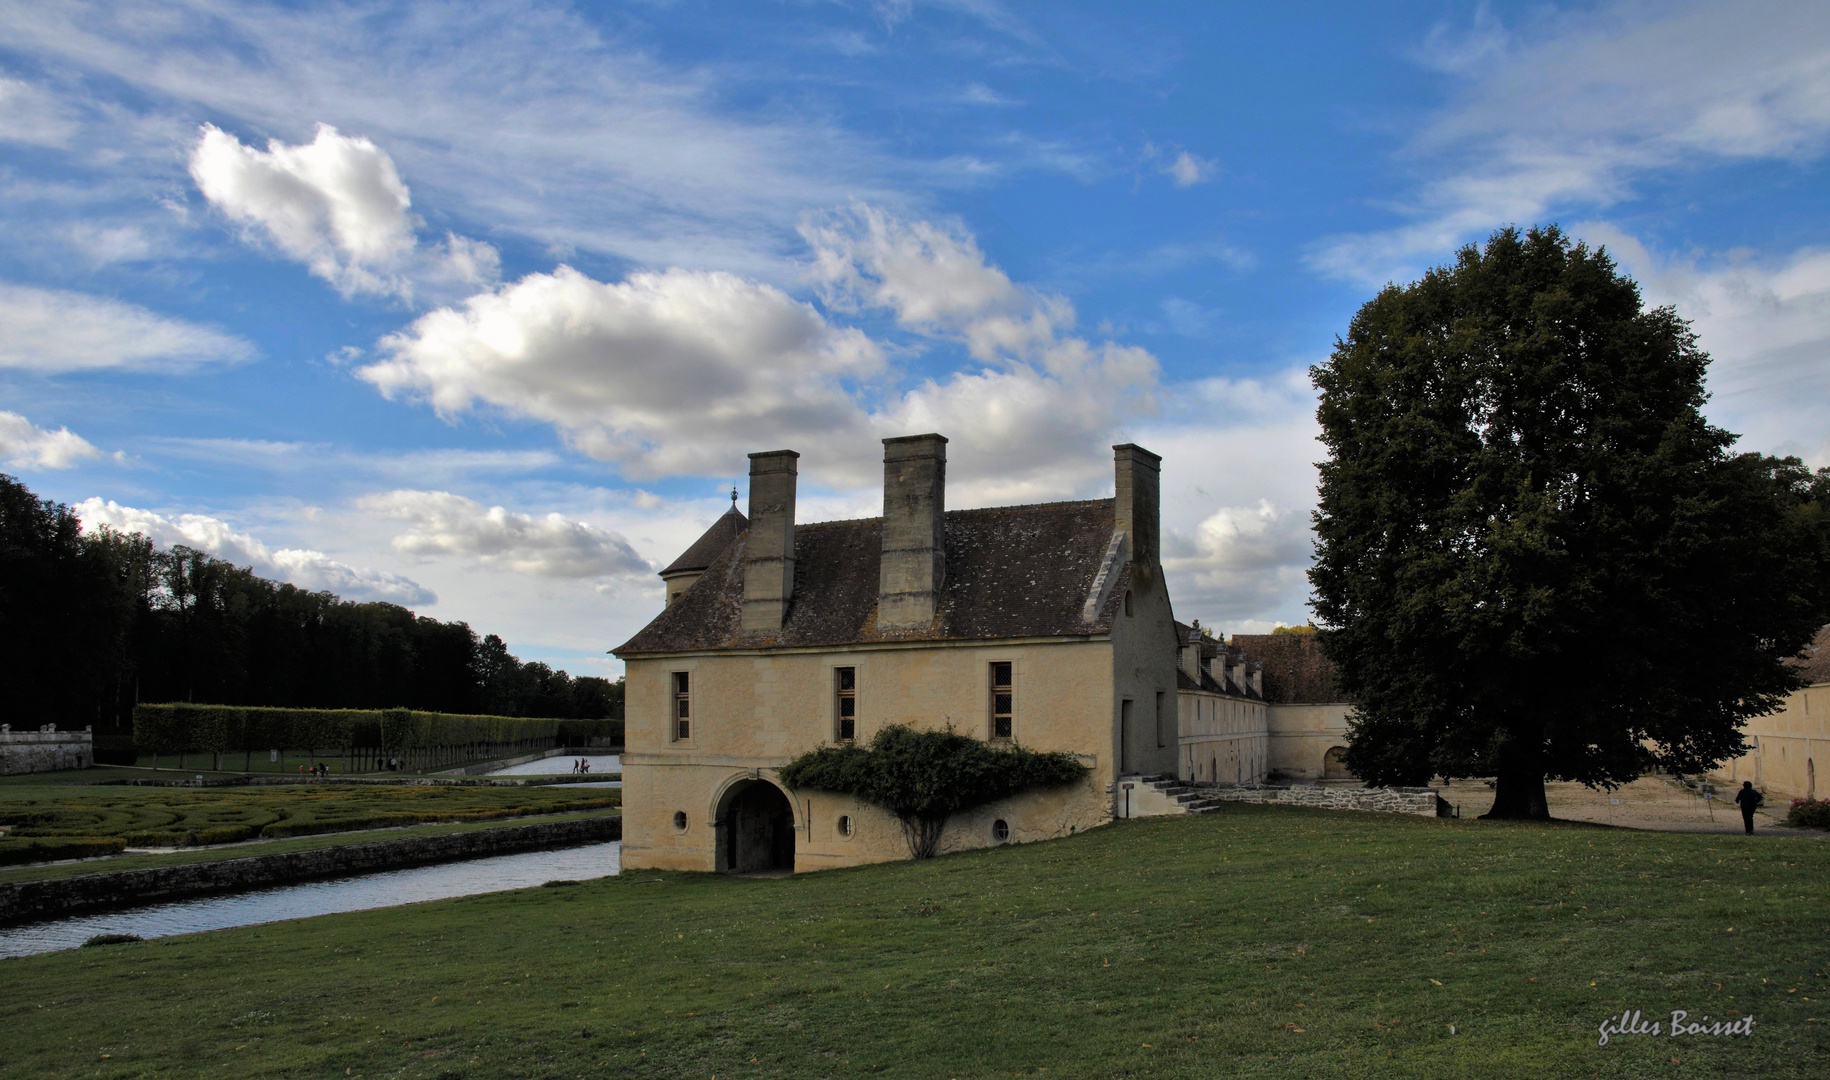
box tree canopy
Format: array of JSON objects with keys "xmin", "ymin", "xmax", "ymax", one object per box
[
  {"xmin": 778, "ymin": 725, "xmax": 1088, "ymax": 858},
  {"xmin": 1310, "ymin": 226, "xmax": 1830, "ymax": 818},
  {"xmin": 0, "ymin": 473, "xmax": 621, "ymax": 747}
]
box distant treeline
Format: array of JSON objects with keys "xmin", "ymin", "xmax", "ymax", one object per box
[{"xmin": 0, "ymin": 474, "xmax": 623, "ymax": 741}]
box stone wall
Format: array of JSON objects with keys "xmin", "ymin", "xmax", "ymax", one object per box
[
  {"xmin": 0, "ymin": 726, "xmax": 93, "ymax": 776},
  {"xmin": 1198, "ymin": 781, "xmax": 1443, "ymax": 816},
  {"xmin": 0, "ymin": 813, "xmax": 620, "ymax": 925}
]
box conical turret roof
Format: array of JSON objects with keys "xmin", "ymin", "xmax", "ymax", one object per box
[{"xmin": 660, "ymin": 505, "xmax": 748, "ymax": 577}]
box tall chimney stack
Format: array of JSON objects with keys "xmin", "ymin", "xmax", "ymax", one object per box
[
  {"xmin": 1113, "ymin": 444, "xmax": 1161, "ymax": 587},
  {"xmin": 876, "ymin": 433, "xmax": 948, "ymax": 628},
  {"xmin": 741, "ymin": 449, "xmax": 799, "ymax": 633}
]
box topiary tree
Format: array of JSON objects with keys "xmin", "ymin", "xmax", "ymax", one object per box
[{"xmin": 778, "ymin": 725, "xmax": 1088, "ymax": 858}]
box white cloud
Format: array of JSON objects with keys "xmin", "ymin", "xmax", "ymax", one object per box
[
  {"xmin": 190, "ymin": 122, "xmax": 465, "ymax": 299},
  {"xmin": 0, "ymin": 282, "xmax": 252, "ymax": 372},
  {"xmin": 1585, "ymin": 225, "xmax": 1830, "ymax": 466},
  {"xmin": 1313, "ymin": 1, "xmax": 1830, "ymax": 283},
  {"xmin": 1152, "ymin": 367, "xmax": 1322, "ymax": 631},
  {"xmin": 0, "ymin": 76, "xmax": 76, "ymax": 147},
  {"xmin": 360, "ymin": 264, "xmax": 882, "ymax": 478},
  {"xmin": 358, "ymin": 489, "xmax": 651, "ymax": 579},
  {"xmin": 0, "ymin": 411, "xmax": 102, "ymax": 469},
  {"xmin": 362, "ymin": 205, "xmax": 1161, "ymax": 502},
  {"xmin": 3, "ymin": 3, "xmax": 905, "ymax": 281},
  {"xmin": 73, "ymin": 498, "xmax": 435, "ymax": 606},
  {"xmin": 1163, "ymin": 150, "xmax": 1216, "ymax": 187}
]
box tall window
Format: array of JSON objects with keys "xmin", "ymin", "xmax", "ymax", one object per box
[
  {"xmin": 991, "ymin": 661, "xmax": 1013, "ymax": 739},
  {"xmin": 672, "ymin": 671, "xmax": 691, "ymax": 741},
  {"xmin": 1155, "ymin": 691, "xmax": 1167, "ymax": 748},
  {"xmin": 835, "ymin": 667, "xmax": 856, "ymax": 741}
]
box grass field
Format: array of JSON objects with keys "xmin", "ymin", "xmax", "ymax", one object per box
[
  {"xmin": 4, "ymin": 806, "xmax": 1826, "ymax": 1078},
  {"xmin": 0, "ymin": 782, "xmax": 620, "ymax": 864}
]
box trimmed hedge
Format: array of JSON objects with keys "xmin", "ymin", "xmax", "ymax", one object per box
[
  {"xmin": 132, "ymin": 704, "xmax": 622, "ymax": 771},
  {"xmin": 0, "ymin": 837, "xmax": 127, "ymax": 867}
]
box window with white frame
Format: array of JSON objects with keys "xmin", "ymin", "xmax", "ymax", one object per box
[
  {"xmin": 835, "ymin": 666, "xmax": 856, "ymax": 741},
  {"xmin": 672, "ymin": 671, "xmax": 691, "ymax": 741},
  {"xmin": 991, "ymin": 661, "xmax": 1013, "ymax": 739}
]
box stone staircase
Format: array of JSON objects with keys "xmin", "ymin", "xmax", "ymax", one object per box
[{"xmin": 1109, "ymin": 774, "xmax": 1224, "ymax": 817}]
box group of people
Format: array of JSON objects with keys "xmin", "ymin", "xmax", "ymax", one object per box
[
  {"xmin": 297, "ymin": 762, "xmax": 331, "ymax": 778},
  {"xmin": 570, "ymin": 758, "xmax": 594, "ymax": 775}
]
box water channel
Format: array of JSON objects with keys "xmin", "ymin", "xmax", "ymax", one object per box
[
  {"xmin": 488, "ymin": 753, "xmax": 621, "ymax": 778},
  {"xmin": 0, "ymin": 840, "xmax": 621, "ymax": 959}
]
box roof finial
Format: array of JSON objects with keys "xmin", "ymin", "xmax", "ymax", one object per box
[{"xmin": 731, "ymin": 485, "xmax": 739, "ymax": 510}]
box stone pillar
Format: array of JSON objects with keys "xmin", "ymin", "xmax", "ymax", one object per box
[
  {"xmin": 877, "ymin": 434, "xmax": 947, "ymax": 628},
  {"xmin": 1113, "ymin": 444, "xmax": 1161, "ymax": 587},
  {"xmin": 741, "ymin": 450, "xmax": 799, "ymax": 633}
]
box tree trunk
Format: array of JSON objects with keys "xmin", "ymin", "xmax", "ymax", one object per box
[
  {"xmin": 1483, "ymin": 763, "xmax": 1550, "ymax": 819},
  {"xmin": 900, "ymin": 816, "xmax": 947, "ymax": 859}
]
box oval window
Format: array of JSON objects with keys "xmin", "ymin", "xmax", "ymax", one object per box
[
  {"xmin": 672, "ymin": 810, "xmax": 688, "ymax": 831},
  {"xmin": 837, "ymin": 814, "xmax": 854, "ymax": 838},
  {"xmin": 992, "ymin": 819, "xmax": 1010, "ymax": 842}
]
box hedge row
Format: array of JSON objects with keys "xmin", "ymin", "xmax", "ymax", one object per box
[
  {"xmin": 133, "ymin": 704, "xmax": 622, "ymax": 757},
  {"xmin": 0, "ymin": 837, "xmax": 127, "ymax": 867}
]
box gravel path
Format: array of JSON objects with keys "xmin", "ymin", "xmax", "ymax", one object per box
[{"xmin": 1432, "ymin": 774, "xmax": 1821, "ymax": 836}]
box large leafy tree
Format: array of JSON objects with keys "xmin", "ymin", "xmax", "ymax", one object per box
[{"xmin": 1310, "ymin": 226, "xmax": 1830, "ymax": 818}]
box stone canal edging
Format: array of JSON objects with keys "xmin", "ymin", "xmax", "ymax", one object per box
[{"xmin": 0, "ymin": 814, "xmax": 621, "ymax": 926}]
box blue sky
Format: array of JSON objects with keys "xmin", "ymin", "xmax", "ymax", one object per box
[{"xmin": 3, "ymin": 0, "xmax": 1827, "ymax": 676}]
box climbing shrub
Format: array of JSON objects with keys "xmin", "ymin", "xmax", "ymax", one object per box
[{"xmin": 778, "ymin": 725, "xmax": 1088, "ymax": 859}]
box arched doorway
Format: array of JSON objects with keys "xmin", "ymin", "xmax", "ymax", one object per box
[
  {"xmin": 716, "ymin": 779, "xmax": 795, "ymax": 874},
  {"xmin": 1323, "ymin": 746, "xmax": 1354, "ymax": 780}
]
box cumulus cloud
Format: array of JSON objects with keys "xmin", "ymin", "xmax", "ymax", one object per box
[
  {"xmin": 0, "ymin": 283, "xmax": 252, "ymax": 372},
  {"xmin": 1586, "ymin": 226, "xmax": 1830, "ymax": 466},
  {"xmin": 190, "ymin": 123, "xmax": 498, "ymax": 299},
  {"xmin": 0, "ymin": 411, "xmax": 102, "ymax": 469},
  {"xmin": 73, "ymin": 498, "xmax": 434, "ymax": 606},
  {"xmin": 360, "ymin": 265, "xmax": 882, "ymax": 477},
  {"xmin": 361, "ymin": 204, "xmax": 1159, "ymax": 502},
  {"xmin": 1312, "ymin": 2, "xmax": 1830, "ymax": 283},
  {"xmin": 358, "ymin": 489, "xmax": 651, "ymax": 579},
  {"xmin": 1152, "ymin": 368, "xmax": 1323, "ymax": 631}
]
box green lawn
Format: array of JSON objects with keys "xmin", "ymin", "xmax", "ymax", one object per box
[
  {"xmin": 0, "ymin": 781, "xmax": 620, "ymax": 864},
  {"xmin": 3, "ymin": 806, "xmax": 1825, "ymax": 1079}
]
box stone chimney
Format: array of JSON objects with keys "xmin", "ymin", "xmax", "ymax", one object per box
[
  {"xmin": 1231, "ymin": 655, "xmax": 1248, "ymax": 693},
  {"xmin": 877, "ymin": 434, "xmax": 948, "ymax": 628},
  {"xmin": 1113, "ymin": 444, "xmax": 1161, "ymax": 587},
  {"xmin": 741, "ymin": 449, "xmax": 799, "ymax": 633},
  {"xmin": 1208, "ymin": 645, "xmax": 1230, "ymax": 685},
  {"xmin": 1249, "ymin": 661, "xmax": 1263, "ymax": 698}
]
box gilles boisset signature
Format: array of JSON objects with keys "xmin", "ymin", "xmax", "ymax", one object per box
[{"xmin": 1597, "ymin": 1010, "xmax": 1755, "ymax": 1046}]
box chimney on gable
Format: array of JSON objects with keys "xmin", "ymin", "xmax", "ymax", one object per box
[
  {"xmin": 741, "ymin": 449, "xmax": 799, "ymax": 633},
  {"xmin": 1113, "ymin": 443, "xmax": 1161, "ymax": 587},
  {"xmin": 876, "ymin": 433, "xmax": 948, "ymax": 628}
]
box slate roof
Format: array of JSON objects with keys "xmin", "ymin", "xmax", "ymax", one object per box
[
  {"xmin": 1791, "ymin": 624, "xmax": 1830, "ymax": 685},
  {"xmin": 1173, "ymin": 620, "xmax": 1251, "ymax": 697},
  {"xmin": 660, "ymin": 506, "xmax": 748, "ymax": 576},
  {"xmin": 617, "ymin": 499, "xmax": 1123, "ymax": 655},
  {"xmin": 1230, "ymin": 633, "xmax": 1343, "ymax": 704}
]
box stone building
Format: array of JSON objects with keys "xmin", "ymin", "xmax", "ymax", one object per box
[
  {"xmin": 1231, "ymin": 632, "xmax": 1356, "ymax": 782},
  {"xmin": 1172, "ymin": 621, "xmax": 1269, "ymax": 784},
  {"xmin": 615, "ymin": 435, "xmax": 1181, "ymax": 873},
  {"xmin": 1709, "ymin": 624, "xmax": 1830, "ymax": 802}
]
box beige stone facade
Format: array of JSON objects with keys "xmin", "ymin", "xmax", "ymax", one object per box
[
  {"xmin": 1708, "ymin": 626, "xmax": 1830, "ymax": 802},
  {"xmin": 615, "ymin": 436, "xmax": 1178, "ymax": 874}
]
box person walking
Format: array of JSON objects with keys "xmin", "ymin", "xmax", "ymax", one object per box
[{"xmin": 1734, "ymin": 781, "xmax": 1764, "ymax": 834}]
